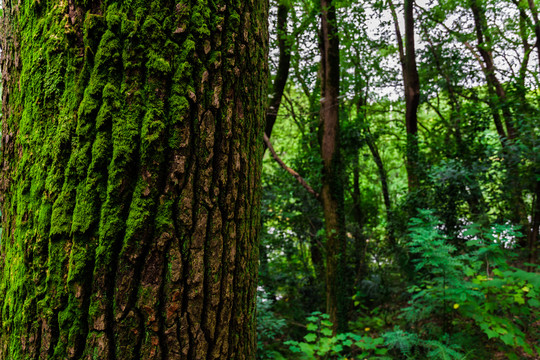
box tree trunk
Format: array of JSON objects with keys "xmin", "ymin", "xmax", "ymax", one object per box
[
  {"xmin": 351, "ymin": 161, "xmax": 368, "ymax": 286},
  {"xmin": 528, "ymin": 0, "xmax": 540, "ymax": 66},
  {"xmin": 527, "ymin": 0, "xmax": 540, "ymax": 267},
  {"xmin": 470, "ymin": 0, "xmax": 517, "ymax": 142},
  {"xmin": 469, "ymin": 0, "xmax": 527, "ymax": 228},
  {"xmin": 319, "ymin": 0, "xmax": 347, "ymax": 333},
  {"xmin": 403, "ymin": 0, "xmax": 421, "ymax": 191},
  {"xmin": 264, "ymin": 1, "xmax": 292, "ymax": 142},
  {"xmin": 528, "ymin": 177, "xmax": 540, "ymax": 268},
  {"xmin": 389, "ymin": 0, "xmax": 420, "ymax": 191},
  {"xmin": 0, "ymin": 1, "xmax": 268, "ymax": 359},
  {"xmin": 355, "ymin": 92, "xmax": 394, "ymax": 245}
]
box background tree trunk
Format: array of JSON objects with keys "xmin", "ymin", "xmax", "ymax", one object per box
[
  {"xmin": 403, "ymin": 0, "xmax": 421, "ymax": 191},
  {"xmin": 0, "ymin": 1, "xmax": 268, "ymax": 359},
  {"xmin": 319, "ymin": 0, "xmax": 347, "ymax": 333},
  {"xmin": 264, "ymin": 1, "xmax": 292, "ymax": 142},
  {"xmin": 389, "ymin": 0, "xmax": 420, "ymax": 191},
  {"xmin": 469, "ymin": 0, "xmax": 527, "ymax": 228}
]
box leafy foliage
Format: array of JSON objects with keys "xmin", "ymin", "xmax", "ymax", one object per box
[
  {"xmin": 285, "ymin": 312, "xmax": 388, "ymax": 359},
  {"xmin": 401, "ymin": 211, "xmax": 539, "ymax": 358},
  {"xmin": 257, "ymin": 293, "xmax": 287, "ymax": 360}
]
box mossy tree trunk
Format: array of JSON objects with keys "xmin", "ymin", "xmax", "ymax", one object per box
[{"xmin": 0, "ymin": 0, "xmax": 268, "ymax": 359}]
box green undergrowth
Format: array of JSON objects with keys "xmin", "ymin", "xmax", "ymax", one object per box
[{"xmin": 257, "ymin": 210, "xmax": 540, "ymax": 359}]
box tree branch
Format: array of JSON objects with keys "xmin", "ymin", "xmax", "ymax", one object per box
[{"xmin": 263, "ymin": 133, "xmax": 320, "ymax": 200}]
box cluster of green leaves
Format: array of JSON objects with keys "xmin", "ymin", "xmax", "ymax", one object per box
[
  {"xmin": 383, "ymin": 328, "xmax": 467, "ymax": 360},
  {"xmin": 261, "ymin": 211, "xmax": 539, "ymax": 359},
  {"xmin": 402, "ymin": 210, "xmax": 540, "ymax": 358},
  {"xmin": 285, "ymin": 312, "xmax": 387, "ymax": 359},
  {"xmin": 281, "ymin": 311, "xmax": 469, "ymax": 360}
]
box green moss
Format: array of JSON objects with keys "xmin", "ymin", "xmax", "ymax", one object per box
[
  {"xmin": 2, "ymin": 0, "xmax": 268, "ymax": 356},
  {"xmin": 106, "ymin": 4, "xmax": 122, "ymax": 31},
  {"xmin": 146, "ymin": 54, "xmax": 171, "ymax": 75}
]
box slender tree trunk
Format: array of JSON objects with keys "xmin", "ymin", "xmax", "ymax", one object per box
[
  {"xmin": 0, "ymin": 1, "xmax": 268, "ymax": 359},
  {"xmin": 528, "ymin": 0, "xmax": 540, "ymax": 70},
  {"xmin": 527, "ymin": 0, "xmax": 540, "ymax": 267},
  {"xmin": 470, "ymin": 0, "xmax": 517, "ymax": 142},
  {"xmin": 517, "ymin": 7, "xmax": 532, "ymax": 96},
  {"xmin": 351, "ymin": 161, "xmax": 368, "ymax": 286},
  {"xmin": 469, "ymin": 0, "xmax": 527, "ymax": 228},
  {"xmin": 264, "ymin": 1, "xmax": 292, "ymax": 142},
  {"xmin": 319, "ymin": 0, "xmax": 347, "ymax": 333},
  {"xmin": 404, "ymin": 0, "xmax": 421, "ymax": 191},
  {"xmin": 389, "ymin": 0, "xmax": 420, "ymax": 191},
  {"xmin": 529, "ymin": 177, "xmax": 540, "ymax": 267},
  {"xmin": 355, "ymin": 93, "xmax": 394, "ymax": 244}
]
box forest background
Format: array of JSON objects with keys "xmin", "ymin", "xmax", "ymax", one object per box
[{"xmin": 257, "ymin": 0, "xmax": 539, "ymax": 359}]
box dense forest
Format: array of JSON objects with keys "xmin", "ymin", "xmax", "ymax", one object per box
[
  {"xmin": 258, "ymin": 0, "xmax": 539, "ymax": 359},
  {"xmin": 0, "ymin": 0, "xmax": 538, "ymax": 359}
]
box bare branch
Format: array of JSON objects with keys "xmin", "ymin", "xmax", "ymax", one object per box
[{"xmin": 263, "ymin": 133, "xmax": 320, "ymax": 200}]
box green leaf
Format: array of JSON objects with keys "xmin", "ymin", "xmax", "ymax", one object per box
[
  {"xmin": 321, "ymin": 327, "xmax": 333, "ymax": 337},
  {"xmin": 342, "ymin": 339, "xmax": 353, "ymax": 347},
  {"xmin": 306, "ymin": 323, "xmax": 318, "ymax": 331},
  {"xmin": 492, "ymin": 268, "xmax": 503, "ymax": 277},
  {"xmin": 464, "ymin": 267, "xmax": 475, "ymax": 277},
  {"xmin": 463, "ymin": 226, "xmax": 481, "ymax": 237},
  {"xmin": 299, "ymin": 342, "xmax": 315, "ymax": 356},
  {"xmin": 500, "ymin": 332, "xmax": 515, "ymax": 346},
  {"xmin": 304, "ymin": 333, "xmax": 317, "ymax": 342},
  {"xmin": 321, "ymin": 320, "xmax": 333, "ymax": 327}
]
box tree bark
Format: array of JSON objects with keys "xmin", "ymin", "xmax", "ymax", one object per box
[
  {"xmin": 0, "ymin": 1, "xmax": 268, "ymax": 359},
  {"xmin": 319, "ymin": 0, "xmax": 347, "ymax": 333}
]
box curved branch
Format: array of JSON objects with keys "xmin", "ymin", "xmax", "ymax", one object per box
[{"xmin": 263, "ymin": 133, "xmax": 320, "ymax": 200}]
